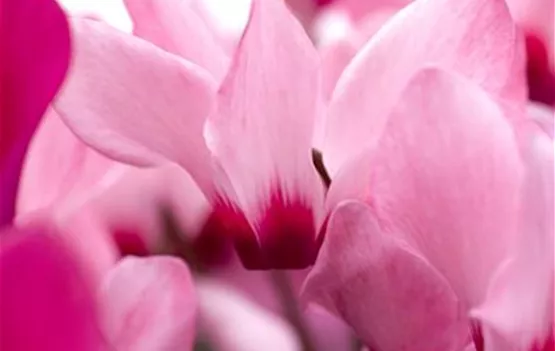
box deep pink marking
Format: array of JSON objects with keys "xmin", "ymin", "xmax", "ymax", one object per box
[
  {"xmin": 256, "ymin": 191, "xmax": 319, "ymax": 270},
  {"xmin": 530, "ymin": 331, "xmax": 554, "ymax": 351},
  {"xmin": 207, "ymin": 192, "xmax": 321, "ymax": 270},
  {"xmin": 193, "ymin": 208, "xmax": 236, "ymax": 267},
  {"xmin": 526, "ymin": 34, "xmax": 555, "ymax": 106},
  {"xmin": 112, "ymin": 229, "xmax": 149, "ymax": 257}
]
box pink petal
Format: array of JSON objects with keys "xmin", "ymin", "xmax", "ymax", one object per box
[
  {"xmin": 528, "ymin": 103, "xmax": 554, "ymax": 139},
  {"xmin": 303, "ymin": 201, "xmax": 468, "ymax": 351},
  {"xmin": 57, "ymin": 0, "xmax": 133, "ymax": 32},
  {"xmin": 124, "ymin": 0, "xmax": 229, "ymax": 82},
  {"xmin": 99, "ymin": 256, "xmax": 197, "ymax": 351},
  {"xmin": 17, "ymin": 109, "xmax": 117, "ymax": 216},
  {"xmin": 90, "ymin": 164, "xmax": 210, "ymax": 254},
  {"xmin": 506, "ymin": 0, "xmax": 554, "ymax": 65},
  {"xmin": 0, "ymin": 227, "xmax": 103, "ymax": 351},
  {"xmin": 323, "ymin": 0, "xmax": 526, "ymax": 176},
  {"xmin": 319, "ymin": 7, "xmax": 397, "ymax": 99},
  {"xmin": 188, "ymin": 0, "xmax": 251, "ymax": 55},
  {"xmin": 472, "ymin": 133, "xmax": 554, "ymax": 350},
  {"xmin": 0, "ymin": 0, "xmax": 70, "ymax": 225},
  {"xmin": 207, "ymin": 0, "xmax": 325, "ymax": 269},
  {"xmin": 197, "ymin": 279, "xmax": 301, "ymax": 351},
  {"xmin": 54, "ymin": 18, "xmax": 218, "ymax": 196},
  {"xmin": 327, "ymin": 68, "xmax": 523, "ymax": 308},
  {"xmin": 326, "ymin": 0, "xmax": 410, "ymax": 22}
]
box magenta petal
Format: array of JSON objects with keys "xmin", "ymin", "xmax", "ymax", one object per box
[
  {"xmin": 303, "ymin": 201, "xmax": 468, "ymax": 351},
  {"xmin": 0, "ymin": 227, "xmax": 103, "ymax": 351},
  {"xmin": 99, "ymin": 256, "xmax": 197, "ymax": 351},
  {"xmin": 0, "ymin": 0, "xmax": 70, "ymax": 226}
]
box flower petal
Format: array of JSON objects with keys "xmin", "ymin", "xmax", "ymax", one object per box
[
  {"xmin": 327, "ymin": 68, "xmax": 523, "ymax": 308},
  {"xmin": 197, "ymin": 279, "xmax": 301, "ymax": 351},
  {"xmin": 323, "ymin": 0, "xmax": 526, "ymax": 175},
  {"xmin": 54, "ymin": 18, "xmax": 218, "ymax": 196},
  {"xmin": 0, "ymin": 227, "xmax": 103, "ymax": 351},
  {"xmin": 206, "ymin": 0, "xmax": 325, "ymax": 269},
  {"xmin": 99, "ymin": 256, "xmax": 197, "ymax": 351},
  {"xmin": 124, "ymin": 0, "xmax": 229, "ymax": 82},
  {"xmin": 0, "ymin": 0, "xmax": 70, "ymax": 225},
  {"xmin": 472, "ymin": 133, "xmax": 554, "ymax": 350},
  {"xmin": 17, "ymin": 109, "xmax": 118, "ymax": 216},
  {"xmin": 303, "ymin": 201, "xmax": 468, "ymax": 351},
  {"xmin": 506, "ymin": 0, "xmax": 554, "ymax": 65}
]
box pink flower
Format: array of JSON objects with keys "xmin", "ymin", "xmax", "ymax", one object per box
[
  {"xmin": 300, "ymin": 0, "xmax": 552, "ymax": 349},
  {"xmin": 0, "ymin": 224, "xmax": 199, "ymax": 351},
  {"xmin": 54, "ymin": 0, "xmax": 326, "ymax": 270}
]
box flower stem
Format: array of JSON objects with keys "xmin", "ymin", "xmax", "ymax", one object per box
[{"xmin": 269, "ymin": 270, "xmax": 317, "ymax": 351}]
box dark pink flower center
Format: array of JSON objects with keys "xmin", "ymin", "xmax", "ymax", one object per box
[
  {"xmin": 208, "ymin": 192, "xmax": 321, "ymax": 270},
  {"xmin": 526, "ymin": 33, "xmax": 555, "ymax": 106}
]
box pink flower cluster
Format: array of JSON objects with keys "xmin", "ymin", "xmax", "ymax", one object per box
[{"xmin": 0, "ymin": 0, "xmax": 552, "ymax": 350}]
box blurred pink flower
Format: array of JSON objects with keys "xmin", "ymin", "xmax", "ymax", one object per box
[{"xmin": 0, "ymin": 225, "xmax": 199, "ymax": 351}]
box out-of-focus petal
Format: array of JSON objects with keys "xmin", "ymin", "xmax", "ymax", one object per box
[
  {"xmin": 90, "ymin": 163, "xmax": 210, "ymax": 254},
  {"xmin": 327, "ymin": 68, "xmax": 522, "ymax": 308},
  {"xmin": 0, "ymin": 227, "xmax": 103, "ymax": 351},
  {"xmin": 197, "ymin": 279, "xmax": 301, "ymax": 351},
  {"xmin": 57, "ymin": 0, "xmax": 133, "ymax": 32},
  {"xmin": 319, "ymin": 7, "xmax": 397, "ymax": 99},
  {"xmin": 99, "ymin": 256, "xmax": 197, "ymax": 351},
  {"xmin": 0, "ymin": 0, "xmax": 70, "ymax": 225},
  {"xmin": 325, "ymin": 0, "xmax": 410, "ymax": 22},
  {"xmin": 528, "ymin": 103, "xmax": 554, "ymax": 139},
  {"xmin": 124, "ymin": 0, "xmax": 228, "ymax": 82},
  {"xmin": 55, "ymin": 18, "xmax": 218, "ymax": 196},
  {"xmin": 473, "ymin": 133, "xmax": 554, "ymax": 350},
  {"xmin": 303, "ymin": 201, "xmax": 468, "ymax": 351},
  {"xmin": 17, "ymin": 109, "xmax": 118, "ymax": 216},
  {"xmin": 190, "ymin": 0, "xmax": 251, "ymax": 55},
  {"xmin": 207, "ymin": 0, "xmax": 325, "ymax": 269},
  {"xmin": 506, "ymin": 0, "xmax": 554, "ymax": 65},
  {"xmin": 323, "ymin": 0, "xmax": 526, "ymax": 176}
]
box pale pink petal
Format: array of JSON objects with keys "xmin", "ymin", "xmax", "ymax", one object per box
[
  {"xmin": 303, "ymin": 201, "xmax": 468, "ymax": 351},
  {"xmin": 472, "ymin": 133, "xmax": 554, "ymax": 350},
  {"xmin": 17, "ymin": 109, "xmax": 117, "ymax": 216},
  {"xmin": 206, "ymin": 0, "xmax": 325, "ymax": 269},
  {"xmin": 197, "ymin": 279, "xmax": 301, "ymax": 351},
  {"xmin": 528, "ymin": 103, "xmax": 554, "ymax": 139},
  {"xmin": 323, "ymin": 0, "xmax": 526, "ymax": 175},
  {"xmin": 124, "ymin": 0, "xmax": 229, "ymax": 82},
  {"xmin": 189, "ymin": 0, "xmax": 250, "ymax": 55},
  {"xmin": 326, "ymin": 0, "xmax": 410, "ymax": 22},
  {"xmin": 506, "ymin": 0, "xmax": 554, "ymax": 65},
  {"xmin": 0, "ymin": 0, "xmax": 70, "ymax": 225},
  {"xmin": 55, "ymin": 18, "xmax": 218, "ymax": 196},
  {"xmin": 90, "ymin": 163, "xmax": 210, "ymax": 254},
  {"xmin": 327, "ymin": 68, "xmax": 523, "ymax": 308},
  {"xmin": 57, "ymin": 0, "xmax": 133, "ymax": 32},
  {"xmin": 99, "ymin": 256, "xmax": 197, "ymax": 351},
  {"xmin": 0, "ymin": 227, "xmax": 103, "ymax": 351},
  {"xmin": 318, "ymin": 7, "xmax": 398, "ymax": 99}
]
